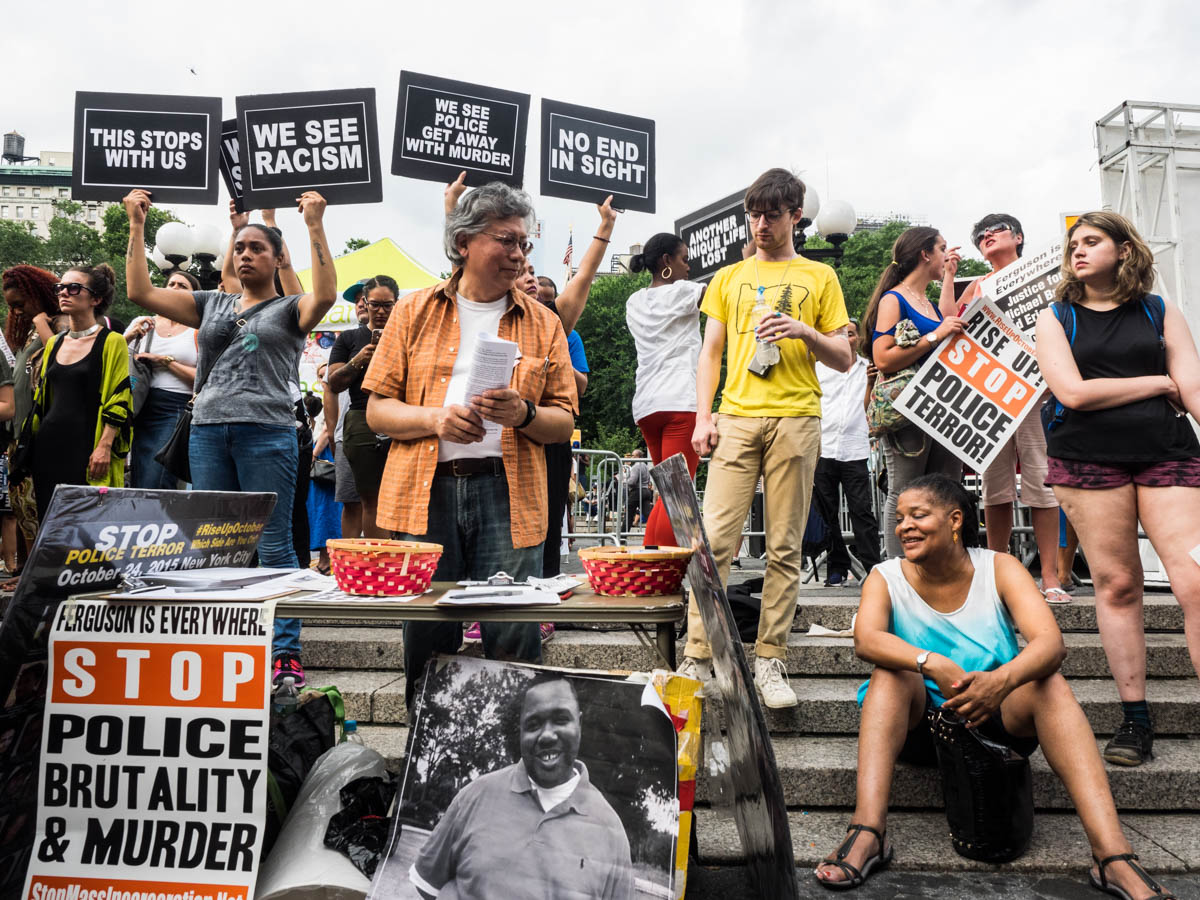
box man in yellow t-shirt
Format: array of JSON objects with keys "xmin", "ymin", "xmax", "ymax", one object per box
[{"xmin": 681, "ymin": 168, "xmax": 852, "ymax": 708}]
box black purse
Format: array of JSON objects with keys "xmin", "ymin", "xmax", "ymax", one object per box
[{"xmin": 931, "ymin": 707, "xmax": 1034, "ymax": 863}]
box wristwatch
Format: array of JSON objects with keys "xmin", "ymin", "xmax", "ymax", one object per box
[
  {"xmin": 162, "ymin": 355, "xmax": 175, "ymax": 367},
  {"xmin": 516, "ymin": 400, "xmax": 537, "ymax": 429},
  {"xmin": 925, "ymin": 332, "xmax": 939, "ymax": 345},
  {"xmin": 916, "ymin": 650, "xmax": 931, "ymax": 674}
]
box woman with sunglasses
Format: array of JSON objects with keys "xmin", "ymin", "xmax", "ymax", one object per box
[{"xmin": 29, "ymin": 264, "xmax": 132, "ymax": 523}]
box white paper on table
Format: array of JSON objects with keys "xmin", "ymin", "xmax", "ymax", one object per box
[
  {"xmin": 464, "ymin": 333, "xmax": 519, "ymax": 437},
  {"xmin": 527, "ymin": 575, "xmax": 582, "ymax": 594},
  {"xmin": 438, "ymin": 586, "xmax": 562, "ymax": 607},
  {"xmin": 108, "ymin": 569, "xmax": 329, "ymax": 601},
  {"xmin": 136, "ymin": 566, "xmax": 296, "ymax": 589}
]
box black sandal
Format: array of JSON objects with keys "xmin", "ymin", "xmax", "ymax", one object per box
[
  {"xmin": 815, "ymin": 823, "xmax": 892, "ymax": 891},
  {"xmin": 1089, "ymin": 852, "xmax": 1177, "ymax": 899}
]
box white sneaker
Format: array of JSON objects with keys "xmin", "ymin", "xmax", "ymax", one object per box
[
  {"xmin": 754, "ymin": 656, "xmax": 797, "ymax": 708},
  {"xmin": 676, "ymin": 656, "xmax": 715, "ymax": 695}
]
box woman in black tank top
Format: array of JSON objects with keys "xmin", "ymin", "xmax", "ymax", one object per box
[{"xmin": 1035, "ymin": 211, "xmax": 1200, "ymax": 769}]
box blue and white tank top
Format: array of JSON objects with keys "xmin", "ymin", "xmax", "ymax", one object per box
[{"xmin": 856, "ymin": 547, "xmax": 1019, "ymax": 706}]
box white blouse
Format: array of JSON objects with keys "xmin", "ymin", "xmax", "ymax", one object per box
[{"xmin": 625, "ymin": 281, "xmax": 706, "ymax": 423}]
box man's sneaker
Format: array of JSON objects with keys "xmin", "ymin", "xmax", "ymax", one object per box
[
  {"xmin": 676, "ymin": 656, "xmax": 715, "ymax": 695},
  {"xmin": 463, "ymin": 622, "xmax": 482, "ymax": 643},
  {"xmin": 539, "ymin": 623, "xmax": 556, "ymax": 644},
  {"xmin": 754, "ymin": 656, "xmax": 797, "ymax": 708},
  {"xmin": 1103, "ymin": 721, "xmax": 1154, "ymax": 766},
  {"xmin": 824, "ymin": 571, "xmax": 847, "ymax": 587},
  {"xmin": 273, "ymin": 654, "xmax": 306, "ymax": 688}
]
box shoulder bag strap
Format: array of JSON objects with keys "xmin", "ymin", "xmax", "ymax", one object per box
[{"xmin": 191, "ymin": 295, "xmax": 285, "ymax": 402}]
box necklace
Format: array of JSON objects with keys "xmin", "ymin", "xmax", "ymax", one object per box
[
  {"xmin": 752, "ymin": 255, "xmax": 800, "ymax": 311},
  {"xmin": 899, "ymin": 283, "xmax": 935, "ymax": 316},
  {"xmin": 67, "ymin": 323, "xmax": 101, "ymax": 340}
]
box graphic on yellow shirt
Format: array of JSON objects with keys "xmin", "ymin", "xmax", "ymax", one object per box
[{"xmin": 735, "ymin": 282, "xmax": 812, "ymax": 334}]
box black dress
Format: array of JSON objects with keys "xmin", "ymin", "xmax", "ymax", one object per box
[{"xmin": 32, "ymin": 332, "xmax": 105, "ymax": 522}]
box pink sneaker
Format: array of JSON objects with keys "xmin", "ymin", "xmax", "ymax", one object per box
[
  {"xmin": 463, "ymin": 622, "xmax": 482, "ymax": 642},
  {"xmin": 540, "ymin": 623, "xmax": 556, "ymax": 644}
]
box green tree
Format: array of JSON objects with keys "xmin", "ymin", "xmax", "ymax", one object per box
[
  {"xmin": 343, "ymin": 237, "xmax": 370, "ymax": 254},
  {"xmin": 0, "ymin": 220, "xmax": 46, "ymax": 273}
]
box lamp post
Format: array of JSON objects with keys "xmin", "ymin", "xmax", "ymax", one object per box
[
  {"xmin": 796, "ymin": 198, "xmax": 857, "ymax": 265},
  {"xmin": 152, "ymin": 222, "xmax": 223, "ymax": 289},
  {"xmin": 190, "ymin": 224, "xmax": 224, "ymax": 290}
]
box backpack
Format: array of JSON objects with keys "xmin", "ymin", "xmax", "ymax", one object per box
[{"xmin": 1040, "ymin": 294, "xmax": 1166, "ymax": 434}]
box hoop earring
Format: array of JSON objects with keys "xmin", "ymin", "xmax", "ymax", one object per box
[{"xmin": 660, "ymin": 266, "xmax": 672, "ymax": 280}]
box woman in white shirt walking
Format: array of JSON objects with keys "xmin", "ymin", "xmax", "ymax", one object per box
[{"xmin": 625, "ymin": 233, "xmax": 705, "ymax": 547}]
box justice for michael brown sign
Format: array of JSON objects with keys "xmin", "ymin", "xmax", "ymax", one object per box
[
  {"xmin": 892, "ymin": 300, "xmax": 1045, "ymax": 472},
  {"xmin": 978, "ymin": 239, "xmax": 1064, "ymax": 334},
  {"xmin": 73, "ymin": 92, "xmax": 221, "ymax": 204},
  {"xmin": 540, "ymin": 99, "xmax": 655, "ymax": 212},
  {"xmin": 676, "ymin": 190, "xmax": 749, "ymax": 283},
  {"xmin": 218, "ymin": 119, "xmax": 244, "ymax": 212},
  {"xmin": 392, "ymin": 71, "xmax": 529, "ymax": 187},
  {"xmin": 236, "ymin": 88, "xmax": 382, "ymax": 209}
]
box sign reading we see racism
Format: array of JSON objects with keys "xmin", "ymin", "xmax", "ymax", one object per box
[
  {"xmin": 235, "ymin": 88, "xmax": 382, "ymax": 209},
  {"xmin": 72, "ymin": 92, "xmax": 221, "ymax": 204},
  {"xmin": 540, "ymin": 99, "xmax": 655, "ymax": 212},
  {"xmin": 392, "ymin": 71, "xmax": 529, "ymax": 187},
  {"xmin": 893, "ymin": 300, "xmax": 1045, "ymax": 471},
  {"xmin": 676, "ymin": 190, "xmax": 749, "ymax": 283},
  {"xmin": 218, "ymin": 119, "xmax": 244, "ymax": 212}
]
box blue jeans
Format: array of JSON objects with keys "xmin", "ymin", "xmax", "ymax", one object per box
[
  {"xmin": 131, "ymin": 388, "xmax": 190, "ymax": 489},
  {"xmin": 400, "ymin": 469, "xmax": 543, "ymax": 706},
  {"xmin": 189, "ymin": 422, "xmax": 301, "ymax": 657}
]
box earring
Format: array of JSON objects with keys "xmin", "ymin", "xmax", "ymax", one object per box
[
  {"xmin": 952, "ymin": 531, "xmax": 959, "ymax": 543},
  {"xmin": 661, "ymin": 266, "xmax": 673, "ymax": 280}
]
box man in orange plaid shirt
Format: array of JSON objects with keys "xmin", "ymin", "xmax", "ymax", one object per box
[{"xmin": 364, "ymin": 183, "xmax": 578, "ymax": 704}]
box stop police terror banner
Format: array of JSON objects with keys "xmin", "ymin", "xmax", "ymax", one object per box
[
  {"xmin": 675, "ymin": 190, "xmax": 749, "ymax": 283},
  {"xmin": 236, "ymin": 88, "xmax": 382, "ymax": 209},
  {"xmin": 540, "ymin": 99, "xmax": 655, "ymax": 213},
  {"xmin": 23, "ymin": 599, "xmax": 270, "ymax": 900},
  {"xmin": 72, "ymin": 92, "xmax": 221, "ymax": 205},
  {"xmin": 892, "ymin": 300, "xmax": 1045, "ymax": 472}
]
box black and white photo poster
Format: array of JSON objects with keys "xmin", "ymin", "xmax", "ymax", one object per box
[
  {"xmin": 978, "ymin": 239, "xmax": 1064, "ymax": 334},
  {"xmin": 236, "ymin": 88, "xmax": 382, "ymax": 209},
  {"xmin": 72, "ymin": 92, "xmax": 221, "ymax": 204},
  {"xmin": 676, "ymin": 190, "xmax": 749, "ymax": 283},
  {"xmin": 540, "ymin": 99, "xmax": 655, "ymax": 212},
  {"xmin": 392, "ymin": 72, "xmax": 529, "ymax": 187},
  {"xmin": 369, "ymin": 657, "xmax": 678, "ymax": 900}
]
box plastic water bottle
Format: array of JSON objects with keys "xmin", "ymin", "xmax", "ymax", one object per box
[
  {"xmin": 343, "ymin": 719, "xmax": 365, "ymax": 745},
  {"xmin": 272, "ymin": 676, "xmax": 299, "ymax": 719}
]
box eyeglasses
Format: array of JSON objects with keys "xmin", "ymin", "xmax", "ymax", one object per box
[
  {"xmin": 366, "ymin": 301, "xmax": 395, "ymax": 311},
  {"xmin": 745, "ymin": 208, "xmax": 795, "ymax": 225},
  {"xmin": 54, "ymin": 283, "xmax": 93, "ymax": 296},
  {"xmin": 482, "ymin": 232, "xmax": 534, "ymax": 255},
  {"xmin": 972, "ymin": 222, "xmax": 1013, "ymax": 247}
]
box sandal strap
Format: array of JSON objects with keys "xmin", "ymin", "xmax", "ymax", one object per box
[
  {"xmin": 1097, "ymin": 853, "xmax": 1172, "ymax": 895},
  {"xmin": 834, "ymin": 823, "xmax": 884, "ymax": 861},
  {"xmin": 818, "ymin": 858, "xmax": 862, "ymax": 885}
]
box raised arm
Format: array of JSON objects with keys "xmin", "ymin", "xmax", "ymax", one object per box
[
  {"xmin": 937, "ymin": 246, "xmax": 964, "ymax": 318},
  {"xmin": 123, "ymin": 190, "xmax": 202, "ymax": 327},
  {"xmin": 550, "ymin": 196, "xmax": 619, "ymax": 334},
  {"xmin": 222, "ymin": 199, "xmax": 249, "ymax": 294},
  {"xmin": 295, "ymin": 192, "xmax": 337, "ymax": 333},
  {"xmin": 262, "ymin": 208, "xmax": 304, "ymax": 296},
  {"xmin": 443, "ymin": 171, "xmax": 467, "ymax": 217}
]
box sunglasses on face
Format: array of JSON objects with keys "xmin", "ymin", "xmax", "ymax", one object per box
[
  {"xmin": 482, "ymin": 232, "xmax": 534, "ymax": 255},
  {"xmin": 972, "ymin": 222, "xmax": 1013, "ymax": 247},
  {"xmin": 54, "ymin": 283, "xmax": 94, "ymax": 297}
]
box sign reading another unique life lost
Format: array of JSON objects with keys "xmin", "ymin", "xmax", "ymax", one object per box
[
  {"xmin": 235, "ymin": 88, "xmax": 382, "ymax": 209},
  {"xmin": 676, "ymin": 190, "xmax": 750, "ymax": 283},
  {"xmin": 72, "ymin": 91, "xmax": 221, "ymax": 204},
  {"xmin": 392, "ymin": 71, "xmax": 529, "ymax": 187},
  {"xmin": 540, "ymin": 99, "xmax": 655, "ymax": 212}
]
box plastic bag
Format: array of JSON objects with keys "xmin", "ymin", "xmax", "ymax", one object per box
[{"xmin": 324, "ymin": 775, "xmax": 398, "ymax": 878}]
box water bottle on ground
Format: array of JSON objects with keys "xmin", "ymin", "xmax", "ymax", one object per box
[
  {"xmin": 272, "ymin": 676, "xmax": 299, "ymax": 719},
  {"xmin": 343, "ymin": 719, "xmax": 365, "ymax": 745}
]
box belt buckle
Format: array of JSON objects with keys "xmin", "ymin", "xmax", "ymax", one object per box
[{"xmin": 450, "ymin": 459, "xmax": 467, "ymax": 477}]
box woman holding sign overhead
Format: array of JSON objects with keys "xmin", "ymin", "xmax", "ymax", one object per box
[
  {"xmin": 859, "ymin": 227, "xmax": 965, "ymax": 558},
  {"xmin": 123, "ymin": 187, "xmax": 337, "ymax": 688},
  {"xmin": 1037, "ymin": 211, "xmax": 1200, "ymax": 768}
]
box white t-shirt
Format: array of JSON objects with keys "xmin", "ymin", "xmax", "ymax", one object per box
[
  {"xmin": 148, "ymin": 326, "xmax": 199, "ymax": 393},
  {"xmin": 439, "ymin": 295, "xmax": 506, "ymax": 462},
  {"xmin": 334, "ymin": 389, "xmax": 349, "ymax": 443},
  {"xmin": 816, "ymin": 356, "xmax": 870, "ymax": 461},
  {"xmin": 626, "ymin": 281, "xmax": 705, "ymax": 423}
]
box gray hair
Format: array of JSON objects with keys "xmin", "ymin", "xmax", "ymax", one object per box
[{"xmin": 444, "ymin": 182, "xmax": 536, "ymax": 267}]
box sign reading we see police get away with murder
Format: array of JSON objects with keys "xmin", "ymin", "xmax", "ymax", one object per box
[
  {"xmin": 892, "ymin": 300, "xmax": 1045, "ymax": 471},
  {"xmin": 236, "ymin": 88, "xmax": 382, "ymax": 209},
  {"xmin": 72, "ymin": 92, "xmax": 221, "ymax": 205},
  {"xmin": 540, "ymin": 99, "xmax": 655, "ymax": 213},
  {"xmin": 392, "ymin": 71, "xmax": 529, "ymax": 188}
]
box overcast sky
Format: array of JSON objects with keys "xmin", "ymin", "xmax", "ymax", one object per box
[{"xmin": 5, "ymin": 0, "xmax": 1198, "ymax": 277}]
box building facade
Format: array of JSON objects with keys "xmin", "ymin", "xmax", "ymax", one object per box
[{"xmin": 0, "ymin": 151, "xmax": 112, "ymax": 238}]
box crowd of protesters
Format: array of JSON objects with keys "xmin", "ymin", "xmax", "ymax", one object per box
[{"xmin": 4, "ymin": 161, "xmax": 1199, "ymax": 897}]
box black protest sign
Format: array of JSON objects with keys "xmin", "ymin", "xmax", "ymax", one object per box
[
  {"xmin": 676, "ymin": 189, "xmax": 749, "ymax": 283},
  {"xmin": 540, "ymin": 99, "xmax": 655, "ymax": 212},
  {"xmin": 236, "ymin": 88, "xmax": 382, "ymax": 209},
  {"xmin": 392, "ymin": 71, "xmax": 529, "ymax": 187},
  {"xmin": 219, "ymin": 118, "xmax": 245, "ymax": 212},
  {"xmin": 72, "ymin": 91, "xmax": 221, "ymax": 204}
]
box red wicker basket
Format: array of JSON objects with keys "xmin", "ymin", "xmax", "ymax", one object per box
[
  {"xmin": 326, "ymin": 539, "xmax": 443, "ymax": 596},
  {"xmin": 578, "ymin": 546, "xmax": 694, "ymax": 597}
]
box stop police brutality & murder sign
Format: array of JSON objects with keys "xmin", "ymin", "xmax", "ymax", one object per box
[{"xmin": 892, "ymin": 300, "xmax": 1044, "ymax": 471}]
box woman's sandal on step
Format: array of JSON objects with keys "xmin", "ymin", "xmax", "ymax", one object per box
[
  {"xmin": 815, "ymin": 824, "xmax": 892, "ymax": 891},
  {"xmin": 1089, "ymin": 852, "xmax": 1176, "ymax": 899}
]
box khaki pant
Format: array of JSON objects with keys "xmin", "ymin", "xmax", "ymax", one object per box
[{"xmin": 686, "ymin": 414, "xmax": 821, "ymax": 661}]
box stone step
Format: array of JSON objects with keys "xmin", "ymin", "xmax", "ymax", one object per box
[
  {"xmin": 300, "ymin": 626, "xmax": 1197, "ymax": 679},
  {"xmin": 718, "ymin": 736, "xmax": 1200, "ymax": 812},
  {"xmin": 694, "ymin": 809, "xmax": 1200, "ymax": 873}
]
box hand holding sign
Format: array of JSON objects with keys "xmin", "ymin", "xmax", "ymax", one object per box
[
  {"xmin": 598, "ymin": 194, "xmax": 619, "ymax": 226},
  {"xmin": 297, "ymin": 190, "xmax": 327, "ymax": 227},
  {"xmin": 444, "ymin": 170, "xmax": 468, "ymax": 215},
  {"xmin": 228, "ymin": 198, "xmax": 249, "ymax": 232},
  {"xmin": 123, "ymin": 189, "xmax": 151, "ymax": 227}
]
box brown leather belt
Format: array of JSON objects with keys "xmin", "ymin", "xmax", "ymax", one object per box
[{"xmin": 433, "ymin": 457, "xmax": 504, "ymax": 477}]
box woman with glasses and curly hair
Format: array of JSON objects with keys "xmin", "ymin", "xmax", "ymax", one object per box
[{"xmin": 1036, "ymin": 211, "xmax": 1200, "ymax": 769}]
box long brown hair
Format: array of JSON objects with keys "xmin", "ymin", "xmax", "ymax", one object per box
[
  {"xmin": 2, "ymin": 264, "xmax": 59, "ymax": 350},
  {"xmin": 1055, "ymin": 211, "xmax": 1154, "ymax": 306},
  {"xmin": 858, "ymin": 226, "xmax": 940, "ymax": 356}
]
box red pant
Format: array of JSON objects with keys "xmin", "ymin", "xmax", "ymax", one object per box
[{"xmin": 637, "ymin": 410, "xmax": 699, "ymax": 548}]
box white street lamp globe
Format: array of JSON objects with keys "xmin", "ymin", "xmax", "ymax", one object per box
[
  {"xmin": 155, "ymin": 221, "xmax": 195, "ymax": 258},
  {"xmin": 816, "ymin": 200, "xmax": 857, "ymax": 238},
  {"xmin": 801, "ymin": 187, "xmax": 821, "ymax": 223},
  {"xmin": 213, "ymin": 252, "xmax": 224, "ymax": 271},
  {"xmin": 149, "ymin": 245, "xmax": 170, "ymax": 270},
  {"xmin": 191, "ymin": 223, "xmax": 224, "ymax": 258}
]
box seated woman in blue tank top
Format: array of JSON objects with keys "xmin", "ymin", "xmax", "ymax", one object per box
[{"xmin": 813, "ymin": 474, "xmax": 1176, "ymax": 899}]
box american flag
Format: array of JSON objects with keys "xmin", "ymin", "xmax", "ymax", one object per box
[{"xmin": 562, "ymin": 233, "xmax": 573, "ymax": 266}]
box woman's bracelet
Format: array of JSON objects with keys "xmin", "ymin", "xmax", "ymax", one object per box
[{"xmin": 593, "ymin": 235, "xmax": 610, "ymax": 243}]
